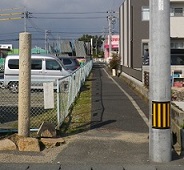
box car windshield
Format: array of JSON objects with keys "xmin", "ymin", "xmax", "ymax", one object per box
[
  {"xmin": 56, "ymin": 58, "xmax": 68, "ymax": 70},
  {"xmin": 63, "ymin": 58, "xmax": 72, "ymax": 65}
]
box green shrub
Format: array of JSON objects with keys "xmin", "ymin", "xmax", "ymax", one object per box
[{"xmin": 109, "ymin": 53, "xmax": 120, "ymax": 70}]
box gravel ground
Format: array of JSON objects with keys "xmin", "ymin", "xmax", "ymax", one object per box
[
  {"xmin": 0, "ymin": 135, "xmax": 73, "ymax": 163},
  {"xmin": 0, "ymin": 129, "xmax": 149, "ymax": 164}
]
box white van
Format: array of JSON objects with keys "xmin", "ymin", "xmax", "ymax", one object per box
[{"xmin": 3, "ymin": 54, "xmax": 71, "ymax": 92}]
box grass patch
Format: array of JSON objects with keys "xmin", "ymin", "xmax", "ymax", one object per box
[{"xmin": 60, "ymin": 74, "xmax": 92, "ymax": 136}]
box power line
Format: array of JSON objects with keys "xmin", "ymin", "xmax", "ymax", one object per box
[
  {"xmin": 33, "ymin": 11, "xmax": 107, "ymax": 15},
  {"xmin": 32, "ymin": 16, "xmax": 106, "ymax": 20},
  {"xmin": 0, "ymin": 8, "xmax": 23, "ymax": 22},
  {"xmin": 49, "ymin": 31, "xmax": 106, "ymax": 34},
  {"xmin": 0, "ymin": 7, "xmax": 119, "ymax": 45},
  {"xmin": 0, "ymin": 32, "xmax": 20, "ymax": 36},
  {"xmin": 0, "ymin": 17, "xmax": 22, "ymax": 21},
  {"xmin": 0, "ymin": 7, "xmax": 23, "ymax": 12},
  {"xmin": 0, "ymin": 12, "xmax": 22, "ymax": 17},
  {"xmin": 28, "ymin": 19, "xmax": 45, "ymax": 32}
]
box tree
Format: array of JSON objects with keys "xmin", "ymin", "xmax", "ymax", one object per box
[
  {"xmin": 78, "ymin": 34, "xmax": 93, "ymax": 42},
  {"xmin": 78, "ymin": 34, "xmax": 104, "ymax": 57},
  {"xmin": 109, "ymin": 53, "xmax": 120, "ymax": 70}
]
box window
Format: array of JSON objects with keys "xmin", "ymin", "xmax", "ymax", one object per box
[
  {"xmin": 62, "ymin": 58, "xmax": 72, "ymax": 65},
  {"xmin": 174, "ymin": 8, "xmax": 183, "ymax": 16},
  {"xmin": 142, "ymin": 42, "xmax": 149, "ymax": 65},
  {"xmin": 8, "ymin": 59, "xmax": 42, "ymax": 70},
  {"xmin": 46, "ymin": 59, "xmax": 61, "ymax": 70},
  {"xmin": 171, "ymin": 55, "xmax": 184, "ymax": 65},
  {"xmin": 8, "ymin": 59, "xmax": 19, "ymax": 69},
  {"xmin": 170, "ymin": 8, "xmax": 183, "ymax": 16},
  {"xmin": 142, "ymin": 6, "xmax": 149, "ymax": 21},
  {"xmin": 175, "ymin": 42, "xmax": 184, "ymax": 49},
  {"xmin": 171, "ymin": 42, "xmax": 175, "ymax": 49},
  {"xmin": 171, "ymin": 42, "xmax": 184, "ymax": 49},
  {"xmin": 31, "ymin": 59, "xmax": 42, "ymax": 70}
]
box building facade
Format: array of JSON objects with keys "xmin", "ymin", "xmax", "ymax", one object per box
[
  {"xmin": 104, "ymin": 34, "xmax": 119, "ymax": 62},
  {"xmin": 120, "ymin": 0, "xmax": 184, "ymax": 69},
  {"xmin": 119, "ymin": 0, "xmax": 149, "ymax": 69}
]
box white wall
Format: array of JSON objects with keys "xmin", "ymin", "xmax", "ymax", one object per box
[
  {"xmin": 171, "ymin": 17, "xmax": 184, "ymax": 38},
  {"xmin": 170, "ymin": 2, "xmax": 184, "ymax": 37}
]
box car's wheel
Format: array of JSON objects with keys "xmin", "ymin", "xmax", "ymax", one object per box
[{"xmin": 9, "ymin": 82, "xmax": 19, "ymax": 93}]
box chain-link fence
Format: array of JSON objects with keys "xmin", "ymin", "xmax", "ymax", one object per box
[
  {"xmin": 0, "ymin": 58, "xmax": 5, "ymax": 72},
  {"xmin": 0, "ymin": 60, "xmax": 93, "ymax": 132}
]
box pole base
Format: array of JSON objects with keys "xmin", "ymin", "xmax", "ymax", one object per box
[{"xmin": 149, "ymin": 128, "xmax": 172, "ymax": 162}]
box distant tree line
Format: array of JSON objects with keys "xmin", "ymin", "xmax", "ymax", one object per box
[{"xmin": 78, "ymin": 34, "xmax": 104, "ymax": 58}]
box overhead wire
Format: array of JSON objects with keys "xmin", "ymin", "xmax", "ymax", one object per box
[
  {"xmin": 0, "ymin": 7, "xmax": 23, "ymax": 12},
  {"xmin": 25, "ymin": 10, "xmax": 110, "ymax": 41},
  {"xmin": 0, "ymin": 5, "xmax": 121, "ymax": 45},
  {"xmin": 32, "ymin": 16, "xmax": 106, "ymax": 20},
  {"xmin": 28, "ymin": 18, "xmax": 45, "ymax": 33},
  {"xmin": 33, "ymin": 11, "xmax": 107, "ymax": 15}
]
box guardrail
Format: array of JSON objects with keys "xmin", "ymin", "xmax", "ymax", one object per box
[{"xmin": 0, "ymin": 60, "xmax": 93, "ymax": 131}]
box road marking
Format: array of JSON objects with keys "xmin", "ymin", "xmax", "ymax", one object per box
[{"xmin": 103, "ymin": 68, "xmax": 149, "ymax": 127}]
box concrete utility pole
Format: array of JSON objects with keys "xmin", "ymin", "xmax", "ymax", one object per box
[
  {"xmin": 18, "ymin": 32, "xmax": 31, "ymax": 137},
  {"xmin": 107, "ymin": 11, "xmax": 115, "ymax": 59},
  {"xmin": 91, "ymin": 38, "xmax": 93, "ymax": 56},
  {"xmin": 45, "ymin": 30, "xmax": 49, "ymax": 54},
  {"xmin": 149, "ymin": 0, "xmax": 171, "ymax": 162},
  {"xmin": 45, "ymin": 30, "xmax": 51, "ymax": 54},
  {"xmin": 108, "ymin": 18, "xmax": 112, "ymax": 59},
  {"xmin": 119, "ymin": 4, "xmax": 124, "ymax": 68}
]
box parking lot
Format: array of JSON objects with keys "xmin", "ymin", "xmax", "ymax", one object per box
[{"xmin": 0, "ymin": 87, "xmax": 58, "ymax": 130}]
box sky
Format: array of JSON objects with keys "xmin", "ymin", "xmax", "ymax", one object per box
[{"xmin": 0, "ymin": 0, "xmax": 124, "ymax": 48}]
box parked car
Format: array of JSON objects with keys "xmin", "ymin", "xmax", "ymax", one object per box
[
  {"xmin": 2, "ymin": 54, "xmax": 71, "ymax": 93},
  {"xmin": 58, "ymin": 56, "xmax": 80, "ymax": 71}
]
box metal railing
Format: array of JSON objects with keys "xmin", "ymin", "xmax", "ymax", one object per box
[{"xmin": 0, "ymin": 60, "xmax": 93, "ymax": 131}]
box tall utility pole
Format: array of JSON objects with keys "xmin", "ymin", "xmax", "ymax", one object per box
[
  {"xmin": 107, "ymin": 11, "xmax": 116, "ymax": 59},
  {"xmin": 95, "ymin": 38, "xmax": 98, "ymax": 56},
  {"xmin": 90, "ymin": 38, "xmax": 93, "ymax": 56},
  {"xmin": 149, "ymin": 0, "xmax": 171, "ymax": 162},
  {"xmin": 45, "ymin": 30, "xmax": 50, "ymax": 54}
]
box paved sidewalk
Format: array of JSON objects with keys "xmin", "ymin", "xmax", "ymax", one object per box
[
  {"xmin": 53, "ymin": 63, "xmax": 184, "ymax": 169},
  {"xmin": 0, "ymin": 63, "xmax": 184, "ymax": 169}
]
